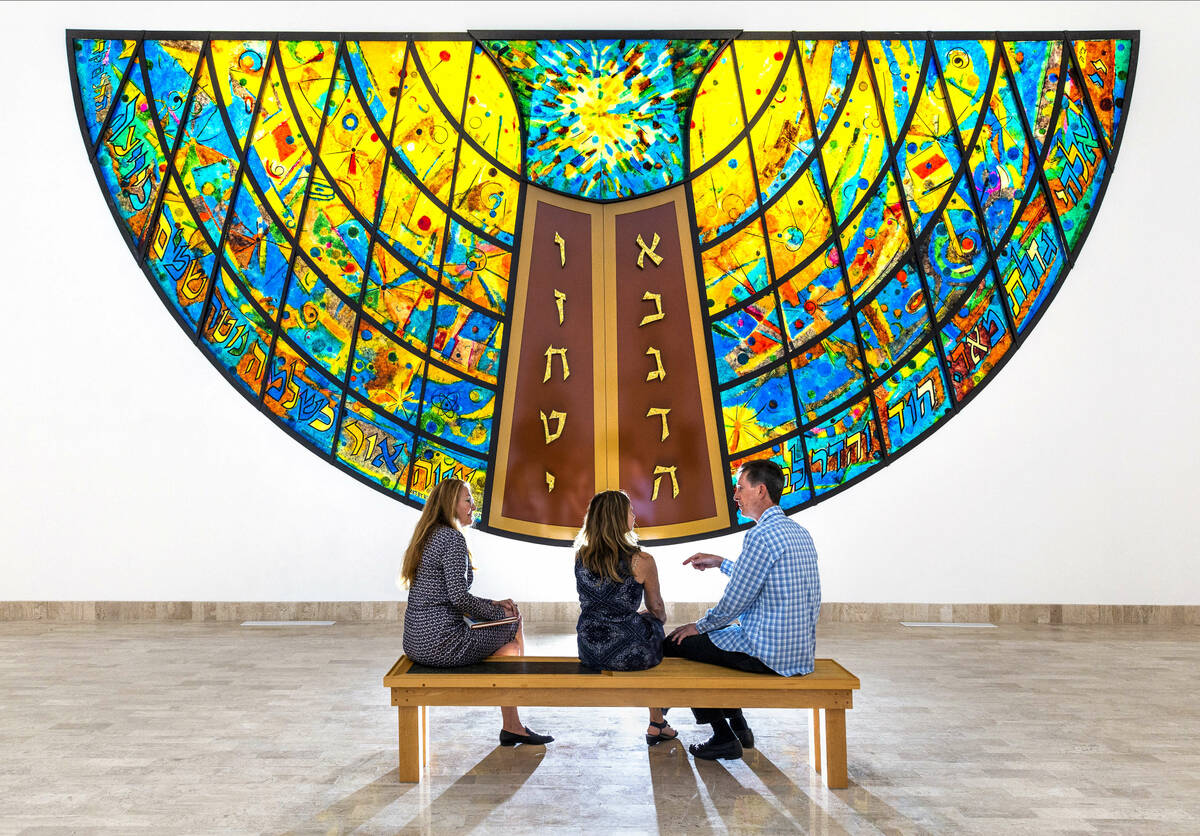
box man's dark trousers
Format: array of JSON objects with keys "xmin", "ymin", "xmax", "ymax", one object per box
[{"xmin": 663, "ymin": 632, "xmax": 773, "ymax": 722}]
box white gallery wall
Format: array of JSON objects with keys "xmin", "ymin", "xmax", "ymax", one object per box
[{"xmin": 2, "ymin": 1, "xmax": 1197, "ymax": 605}]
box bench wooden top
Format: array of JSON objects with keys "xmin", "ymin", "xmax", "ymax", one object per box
[{"xmin": 384, "ymin": 655, "xmax": 859, "ymax": 691}]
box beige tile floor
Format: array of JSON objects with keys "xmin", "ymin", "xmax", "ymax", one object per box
[{"xmin": 1, "ymin": 621, "xmax": 1197, "ymax": 835}]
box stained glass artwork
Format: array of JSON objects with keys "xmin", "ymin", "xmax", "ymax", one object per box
[
  {"xmin": 71, "ymin": 30, "xmax": 1137, "ymax": 544},
  {"xmin": 486, "ymin": 38, "xmax": 722, "ymax": 200}
]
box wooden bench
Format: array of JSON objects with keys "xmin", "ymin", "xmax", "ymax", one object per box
[{"xmin": 383, "ymin": 655, "xmax": 860, "ymax": 788}]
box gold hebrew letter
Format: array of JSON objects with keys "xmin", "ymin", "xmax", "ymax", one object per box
[
  {"xmin": 554, "ymin": 289, "xmax": 566, "ymax": 325},
  {"xmin": 543, "ymin": 346, "xmax": 570, "ymax": 382},
  {"xmin": 645, "ymin": 347, "xmax": 666, "ymax": 381},
  {"xmin": 545, "ymin": 471, "xmax": 556, "ymax": 493},
  {"xmin": 553, "ymin": 231, "xmax": 566, "ymax": 267},
  {"xmin": 646, "ymin": 407, "xmax": 671, "ymax": 442},
  {"xmin": 651, "ymin": 465, "xmax": 680, "ymax": 500},
  {"xmin": 639, "ymin": 291, "xmax": 665, "ymax": 326},
  {"xmin": 540, "ymin": 410, "xmax": 567, "ymax": 444},
  {"xmin": 636, "ymin": 232, "xmax": 663, "ymax": 269}
]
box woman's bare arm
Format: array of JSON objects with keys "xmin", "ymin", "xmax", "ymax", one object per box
[{"xmin": 635, "ymin": 552, "xmax": 667, "ymax": 623}]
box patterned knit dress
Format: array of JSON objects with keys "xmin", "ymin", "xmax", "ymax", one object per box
[{"xmin": 402, "ymin": 526, "xmax": 518, "ymax": 666}]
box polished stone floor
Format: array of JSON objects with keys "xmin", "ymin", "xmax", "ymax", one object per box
[{"xmin": 1, "ymin": 621, "xmax": 1197, "ymax": 835}]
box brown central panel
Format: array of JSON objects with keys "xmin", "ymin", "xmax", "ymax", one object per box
[
  {"xmin": 493, "ymin": 195, "xmax": 599, "ymax": 531},
  {"xmin": 491, "ymin": 186, "xmax": 727, "ymax": 542},
  {"xmin": 611, "ymin": 197, "xmax": 720, "ymax": 529}
]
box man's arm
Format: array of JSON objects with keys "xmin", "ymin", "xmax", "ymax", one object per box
[{"xmin": 693, "ymin": 533, "xmax": 773, "ymax": 633}]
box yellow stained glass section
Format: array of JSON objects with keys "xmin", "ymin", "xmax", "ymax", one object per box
[
  {"xmin": 689, "ymin": 45, "xmax": 745, "ymax": 170},
  {"xmin": 735, "ymin": 39, "xmax": 790, "ymax": 122},
  {"xmin": 363, "ymin": 244, "xmax": 436, "ymax": 353},
  {"xmin": 415, "ymin": 41, "xmax": 473, "ymax": 116},
  {"xmin": 750, "ymin": 50, "xmax": 815, "ymax": 203},
  {"xmin": 347, "ymin": 40, "xmax": 408, "ymax": 130},
  {"xmin": 940, "ymin": 40, "xmax": 995, "ymax": 147},
  {"xmin": 763, "ymin": 166, "xmax": 833, "ymax": 280},
  {"xmin": 209, "ymin": 40, "xmax": 271, "ymax": 141},
  {"xmin": 247, "ymin": 56, "xmax": 319, "ymax": 234},
  {"xmin": 452, "ymin": 141, "xmax": 519, "ymax": 241},
  {"xmin": 821, "ymin": 55, "xmax": 887, "ymax": 224},
  {"xmin": 376, "ymin": 160, "xmax": 448, "ymax": 281},
  {"xmin": 691, "ymin": 138, "xmax": 759, "ymax": 244},
  {"xmin": 463, "ymin": 48, "xmax": 522, "ymax": 173},
  {"xmin": 392, "ymin": 61, "xmax": 459, "ymax": 205},
  {"xmin": 277, "ymin": 40, "xmax": 341, "ymax": 143},
  {"xmin": 318, "ymin": 59, "xmax": 386, "ymax": 224}
]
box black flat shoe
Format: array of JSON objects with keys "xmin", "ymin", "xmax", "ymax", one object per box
[
  {"xmin": 688, "ymin": 736, "xmax": 743, "ymax": 760},
  {"xmin": 645, "ymin": 719, "xmax": 679, "ymax": 746},
  {"xmin": 730, "ymin": 721, "xmax": 754, "ymax": 749},
  {"xmin": 499, "ymin": 726, "xmax": 554, "ymax": 746}
]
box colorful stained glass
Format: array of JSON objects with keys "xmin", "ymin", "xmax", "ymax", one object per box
[
  {"xmin": 700, "ymin": 218, "xmax": 771, "ymax": 310},
  {"xmin": 711, "ymin": 295, "xmax": 786, "ymax": 384},
  {"xmin": 857, "ymin": 265, "xmax": 932, "ymax": 378},
  {"xmin": 73, "ymin": 38, "xmax": 136, "ymax": 145},
  {"xmin": 936, "ymin": 39, "xmax": 995, "ymax": 146},
  {"xmin": 805, "ymin": 396, "xmax": 879, "ymax": 495},
  {"xmin": 73, "ymin": 31, "xmax": 1134, "ymax": 544},
  {"xmin": 485, "ymin": 38, "xmax": 721, "ymax": 199},
  {"xmin": 939, "ymin": 272, "xmax": 1013, "ymax": 402},
  {"xmin": 721, "ymin": 364, "xmax": 798, "ymax": 455},
  {"xmin": 337, "ymin": 395, "xmax": 414, "ymax": 492},
  {"xmin": 1004, "ymin": 39, "xmax": 1063, "ymax": 153},
  {"xmin": 94, "ymin": 56, "xmax": 167, "ymax": 246},
  {"xmin": 791, "ymin": 320, "xmax": 865, "ymax": 422},
  {"xmin": 873, "ymin": 341, "xmax": 950, "ymax": 454},
  {"xmin": 1042, "ymin": 66, "xmax": 1108, "ymax": 252}
]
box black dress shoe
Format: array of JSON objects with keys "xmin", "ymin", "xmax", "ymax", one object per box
[
  {"xmin": 688, "ymin": 736, "xmax": 743, "ymax": 760},
  {"xmin": 730, "ymin": 721, "xmax": 755, "ymax": 749},
  {"xmin": 499, "ymin": 726, "xmax": 554, "ymax": 746}
]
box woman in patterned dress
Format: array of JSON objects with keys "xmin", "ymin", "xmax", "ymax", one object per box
[
  {"xmin": 399, "ymin": 478, "xmax": 552, "ymax": 746},
  {"xmin": 574, "ymin": 490, "xmax": 677, "ymax": 745}
]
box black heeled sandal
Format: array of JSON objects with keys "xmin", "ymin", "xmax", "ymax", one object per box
[{"xmin": 646, "ymin": 719, "xmax": 678, "ymax": 746}]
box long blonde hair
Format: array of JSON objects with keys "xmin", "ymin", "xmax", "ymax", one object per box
[
  {"xmin": 575, "ymin": 490, "xmax": 638, "ymax": 582},
  {"xmin": 399, "ymin": 478, "xmax": 466, "ymax": 588}
]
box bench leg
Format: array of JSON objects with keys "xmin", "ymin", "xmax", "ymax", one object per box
[
  {"xmin": 821, "ymin": 708, "xmax": 848, "ymax": 789},
  {"xmin": 420, "ymin": 705, "xmax": 430, "ymax": 767},
  {"xmin": 809, "ymin": 708, "xmax": 822, "ymax": 775},
  {"xmin": 397, "ymin": 706, "xmax": 422, "ymax": 782}
]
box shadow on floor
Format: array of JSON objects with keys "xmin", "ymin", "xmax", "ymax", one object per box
[
  {"xmin": 280, "ymin": 768, "xmax": 416, "ymax": 835},
  {"xmin": 744, "ymin": 749, "xmax": 933, "ymax": 833},
  {"xmin": 398, "ymin": 744, "xmax": 545, "ymax": 833},
  {"xmin": 647, "ymin": 738, "xmax": 712, "ymax": 833}
]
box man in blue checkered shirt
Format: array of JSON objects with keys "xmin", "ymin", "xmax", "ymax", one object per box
[{"xmin": 664, "ymin": 459, "xmax": 821, "ymax": 760}]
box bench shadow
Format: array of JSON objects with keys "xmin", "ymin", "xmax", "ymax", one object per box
[
  {"xmin": 694, "ymin": 756, "xmax": 819, "ymax": 833},
  {"xmin": 647, "ymin": 738, "xmax": 713, "ymax": 833},
  {"xmin": 398, "ymin": 744, "xmax": 545, "ymax": 834},
  {"xmin": 744, "ymin": 750, "xmax": 930, "ymax": 833},
  {"xmin": 279, "ymin": 768, "xmax": 415, "ymax": 835}
]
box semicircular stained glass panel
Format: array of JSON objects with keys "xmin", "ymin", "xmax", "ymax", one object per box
[{"xmin": 70, "ymin": 31, "xmax": 1136, "ymax": 543}]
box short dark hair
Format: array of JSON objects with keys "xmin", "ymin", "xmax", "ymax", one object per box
[{"xmin": 738, "ymin": 459, "xmax": 785, "ymax": 504}]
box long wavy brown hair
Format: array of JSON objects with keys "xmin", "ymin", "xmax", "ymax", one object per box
[
  {"xmin": 398, "ymin": 478, "xmax": 466, "ymax": 588},
  {"xmin": 575, "ymin": 490, "xmax": 639, "ymax": 582}
]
